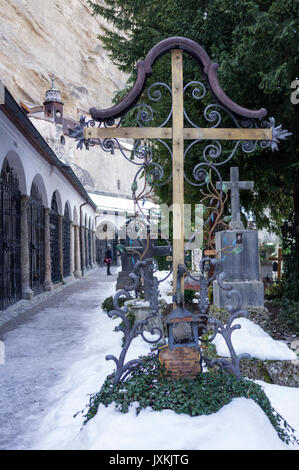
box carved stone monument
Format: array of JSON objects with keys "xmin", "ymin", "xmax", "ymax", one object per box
[{"xmin": 213, "ymin": 167, "xmax": 264, "ymax": 309}]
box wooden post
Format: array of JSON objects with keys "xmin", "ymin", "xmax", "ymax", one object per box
[{"xmin": 171, "ymin": 49, "xmax": 184, "ymax": 302}]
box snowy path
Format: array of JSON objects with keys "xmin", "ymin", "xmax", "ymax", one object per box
[{"xmin": 0, "ymin": 267, "xmax": 117, "ymax": 450}]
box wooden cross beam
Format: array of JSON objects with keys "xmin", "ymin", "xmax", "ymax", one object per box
[
  {"xmin": 85, "ymin": 126, "xmax": 272, "ymax": 141},
  {"xmin": 84, "ymin": 50, "xmax": 272, "ymax": 299}
]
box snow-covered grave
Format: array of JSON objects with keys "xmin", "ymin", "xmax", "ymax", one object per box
[{"xmin": 30, "ymin": 272, "xmax": 298, "ymax": 450}]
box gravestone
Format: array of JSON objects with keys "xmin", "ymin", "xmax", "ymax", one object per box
[
  {"xmin": 116, "ymin": 233, "xmax": 142, "ymax": 292},
  {"xmin": 116, "ymin": 232, "xmax": 171, "ymax": 300},
  {"xmin": 213, "ymin": 167, "xmax": 264, "ymax": 309}
]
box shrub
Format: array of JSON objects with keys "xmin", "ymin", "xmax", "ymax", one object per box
[
  {"xmin": 101, "ymin": 295, "xmax": 126, "ymax": 313},
  {"xmin": 265, "ymin": 282, "xmax": 285, "ymax": 300},
  {"xmin": 184, "ymin": 288, "xmax": 196, "ymax": 304},
  {"xmin": 276, "ymin": 298, "xmax": 299, "ymax": 334},
  {"xmin": 81, "ymin": 353, "xmax": 298, "ymax": 446}
]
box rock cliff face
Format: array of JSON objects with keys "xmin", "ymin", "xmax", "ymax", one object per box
[
  {"xmin": 0, "ymin": 0, "xmax": 127, "ymax": 118},
  {"xmin": 0, "ymin": 0, "xmax": 140, "ymax": 198}
]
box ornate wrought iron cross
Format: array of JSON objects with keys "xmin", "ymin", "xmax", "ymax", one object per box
[
  {"xmin": 80, "ymin": 39, "xmax": 289, "ymax": 293},
  {"xmin": 70, "ymin": 37, "xmax": 291, "ymax": 383}
]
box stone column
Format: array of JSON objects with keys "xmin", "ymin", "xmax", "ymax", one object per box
[
  {"xmin": 92, "ymin": 231, "xmax": 96, "ymax": 265},
  {"xmin": 90, "ymin": 231, "xmax": 94, "ymax": 267},
  {"xmin": 58, "ymin": 215, "xmax": 63, "ymax": 281},
  {"xmin": 73, "ymin": 224, "xmax": 81, "ymax": 278},
  {"xmin": 70, "ymin": 223, "xmax": 75, "ymax": 278},
  {"xmin": 86, "ymin": 227, "xmax": 90, "ymax": 270},
  {"xmin": 81, "ymin": 226, "xmax": 86, "ymax": 275},
  {"xmin": 20, "ymin": 195, "xmax": 33, "ymax": 299},
  {"xmin": 43, "ymin": 208, "xmax": 53, "ymax": 291},
  {"xmin": 91, "ymin": 231, "xmax": 95, "ymax": 267}
]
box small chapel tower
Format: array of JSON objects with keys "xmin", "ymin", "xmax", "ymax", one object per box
[{"xmin": 43, "ymin": 75, "xmax": 64, "ymax": 125}]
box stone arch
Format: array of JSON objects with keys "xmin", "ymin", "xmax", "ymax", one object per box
[
  {"xmin": 0, "ymin": 156, "xmax": 22, "ymax": 309},
  {"xmin": 1, "ymin": 150, "xmax": 27, "ymax": 195},
  {"xmin": 51, "ymin": 190, "xmax": 63, "ymax": 215},
  {"xmin": 29, "ymin": 173, "xmax": 48, "ymax": 208},
  {"xmin": 50, "ymin": 191, "xmax": 61, "ymax": 283},
  {"xmin": 95, "ymin": 219, "xmax": 118, "ymax": 241},
  {"xmin": 64, "ymin": 200, "xmax": 72, "ymax": 221},
  {"xmin": 28, "ymin": 178, "xmax": 45, "ymax": 295}
]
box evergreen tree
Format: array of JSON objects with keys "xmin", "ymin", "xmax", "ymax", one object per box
[{"xmin": 88, "ymin": 0, "xmax": 299, "ymax": 293}]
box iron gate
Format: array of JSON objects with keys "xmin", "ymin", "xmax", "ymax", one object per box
[
  {"xmin": 27, "ymin": 183, "xmax": 45, "ymax": 295},
  {"xmin": 50, "ymin": 193, "xmax": 60, "ymax": 283},
  {"xmin": 0, "ymin": 160, "xmax": 22, "ymax": 309},
  {"xmin": 63, "ymin": 204, "xmax": 71, "ymax": 278}
]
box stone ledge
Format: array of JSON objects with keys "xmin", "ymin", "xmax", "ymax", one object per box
[{"xmin": 239, "ymin": 358, "xmax": 299, "ymax": 387}]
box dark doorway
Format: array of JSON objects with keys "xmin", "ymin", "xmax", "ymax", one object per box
[
  {"xmin": 0, "ymin": 159, "xmax": 22, "ymax": 309},
  {"xmin": 63, "ymin": 204, "xmax": 71, "ymax": 278},
  {"xmin": 50, "ymin": 192, "xmax": 60, "ymax": 283},
  {"xmin": 28, "ymin": 182, "xmax": 45, "ymax": 295}
]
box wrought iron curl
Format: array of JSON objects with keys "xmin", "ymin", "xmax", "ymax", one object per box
[
  {"xmin": 183, "ymin": 80, "xmax": 207, "ymax": 128},
  {"xmin": 133, "ymin": 139, "xmax": 153, "ymax": 162},
  {"xmin": 200, "ymin": 268, "xmax": 251, "ymax": 379},
  {"xmin": 105, "ymin": 259, "xmax": 162, "ymax": 384}
]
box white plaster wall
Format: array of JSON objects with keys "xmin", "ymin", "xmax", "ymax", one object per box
[
  {"xmin": 0, "ymin": 110, "xmax": 96, "ymax": 225},
  {"xmin": 30, "ymin": 117, "xmax": 138, "ymax": 197}
]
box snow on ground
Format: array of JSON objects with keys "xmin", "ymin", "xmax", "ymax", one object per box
[
  {"xmin": 27, "ymin": 271, "xmax": 298, "ymax": 450},
  {"xmin": 212, "ymin": 316, "xmax": 297, "ymax": 361},
  {"xmin": 66, "ymin": 398, "xmax": 288, "ymax": 450}
]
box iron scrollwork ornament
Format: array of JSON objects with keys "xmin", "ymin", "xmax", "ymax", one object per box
[
  {"xmin": 106, "ymin": 259, "xmax": 163, "ymax": 384},
  {"xmin": 68, "ymin": 37, "xmax": 291, "ymax": 384}
]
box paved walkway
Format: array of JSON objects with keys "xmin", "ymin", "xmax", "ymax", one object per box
[{"xmin": 0, "ymin": 267, "xmax": 118, "ymax": 450}]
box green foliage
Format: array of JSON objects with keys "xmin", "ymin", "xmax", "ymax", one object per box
[
  {"xmin": 265, "ymin": 212, "xmax": 299, "ymax": 329},
  {"xmin": 101, "ymin": 295, "xmax": 126, "ymax": 313},
  {"xmin": 259, "ymin": 241, "xmax": 276, "ymax": 264},
  {"xmin": 82, "ymin": 353, "xmax": 298, "ymax": 445},
  {"xmin": 184, "ymin": 288, "xmax": 196, "ymax": 304},
  {"xmin": 281, "ymin": 211, "xmax": 299, "ymax": 301},
  {"xmin": 88, "ymin": 0, "xmax": 299, "ymax": 290},
  {"xmin": 101, "ymin": 296, "xmax": 115, "ymax": 313},
  {"xmin": 119, "ymin": 308, "xmax": 136, "ymax": 330},
  {"xmin": 271, "ymin": 298, "xmax": 299, "ymax": 333},
  {"xmin": 265, "ymin": 282, "xmax": 285, "ymax": 300},
  {"xmin": 88, "ymin": 0, "xmax": 298, "ymax": 224}
]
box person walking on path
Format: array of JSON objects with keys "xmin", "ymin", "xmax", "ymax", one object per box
[{"xmin": 104, "ymin": 244, "xmax": 112, "ymax": 275}]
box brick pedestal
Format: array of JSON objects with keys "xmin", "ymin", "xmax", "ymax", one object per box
[{"xmin": 159, "ymin": 346, "xmax": 201, "ymax": 380}]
